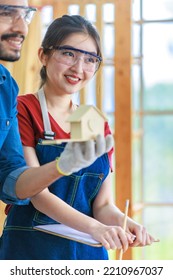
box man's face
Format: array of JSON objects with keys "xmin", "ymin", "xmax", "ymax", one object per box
[{"xmin": 0, "ymin": 0, "xmax": 31, "ymax": 61}]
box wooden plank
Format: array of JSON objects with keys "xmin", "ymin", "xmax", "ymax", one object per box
[
  {"xmin": 95, "ymin": 2, "xmax": 103, "ymax": 111},
  {"xmin": 30, "ymin": 0, "xmax": 119, "ymax": 6},
  {"xmin": 78, "ymin": 0, "xmax": 87, "ymax": 104},
  {"xmin": 53, "ymin": 0, "xmax": 68, "ymax": 18},
  {"xmin": 114, "ymin": 0, "xmax": 132, "ymax": 259}
]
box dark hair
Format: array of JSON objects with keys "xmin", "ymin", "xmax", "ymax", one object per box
[{"xmin": 40, "ymin": 15, "xmax": 102, "ymax": 87}]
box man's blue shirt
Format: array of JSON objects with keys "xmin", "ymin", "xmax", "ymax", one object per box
[{"xmin": 0, "ymin": 64, "xmax": 29, "ymax": 205}]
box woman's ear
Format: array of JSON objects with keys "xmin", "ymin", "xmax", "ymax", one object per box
[{"xmin": 38, "ymin": 47, "xmax": 47, "ymax": 66}]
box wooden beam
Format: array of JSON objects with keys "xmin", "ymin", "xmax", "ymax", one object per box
[
  {"xmin": 95, "ymin": 1, "xmax": 103, "ymax": 111},
  {"xmin": 53, "ymin": 0, "xmax": 68, "ymax": 18},
  {"xmin": 115, "ymin": 0, "xmax": 132, "ymax": 259}
]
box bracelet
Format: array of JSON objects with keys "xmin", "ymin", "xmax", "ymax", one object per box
[{"xmin": 56, "ymin": 157, "xmax": 71, "ymax": 176}]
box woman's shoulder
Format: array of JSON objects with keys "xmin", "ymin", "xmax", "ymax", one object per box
[
  {"xmin": 17, "ymin": 93, "xmax": 41, "ymax": 117},
  {"xmin": 18, "ymin": 93, "xmax": 38, "ymax": 103}
]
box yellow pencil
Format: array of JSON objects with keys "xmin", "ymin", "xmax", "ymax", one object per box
[{"xmin": 118, "ymin": 199, "xmax": 129, "ymax": 260}]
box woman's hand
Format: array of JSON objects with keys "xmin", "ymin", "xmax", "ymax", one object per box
[
  {"xmin": 126, "ymin": 218, "xmax": 159, "ymax": 247},
  {"xmin": 91, "ymin": 224, "xmax": 134, "ymax": 251}
]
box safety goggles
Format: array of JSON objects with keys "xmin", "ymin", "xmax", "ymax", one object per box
[
  {"xmin": 0, "ymin": 5, "xmax": 37, "ymax": 25},
  {"xmin": 48, "ymin": 45, "xmax": 102, "ymax": 72}
]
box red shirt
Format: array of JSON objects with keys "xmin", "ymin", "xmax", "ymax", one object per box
[{"xmin": 17, "ymin": 94, "xmax": 114, "ymax": 168}]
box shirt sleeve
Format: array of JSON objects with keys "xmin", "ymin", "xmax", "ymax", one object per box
[
  {"xmin": 0, "ymin": 117, "xmax": 30, "ymax": 205},
  {"xmin": 17, "ymin": 98, "xmax": 36, "ymax": 147}
]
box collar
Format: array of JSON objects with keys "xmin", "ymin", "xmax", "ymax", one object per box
[{"xmin": 0, "ymin": 64, "xmax": 7, "ymax": 85}]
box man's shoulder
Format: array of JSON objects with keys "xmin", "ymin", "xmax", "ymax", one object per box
[
  {"xmin": 0, "ymin": 64, "xmax": 12, "ymax": 82},
  {"xmin": 0, "ymin": 63, "xmax": 18, "ymax": 92},
  {"xmin": 0, "ymin": 63, "xmax": 9, "ymax": 74}
]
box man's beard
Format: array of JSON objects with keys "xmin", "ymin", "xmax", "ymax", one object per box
[
  {"xmin": 0, "ymin": 33, "xmax": 24, "ymax": 62},
  {"xmin": 0, "ymin": 49, "xmax": 20, "ymax": 62}
]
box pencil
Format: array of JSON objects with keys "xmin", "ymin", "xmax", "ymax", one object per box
[{"xmin": 118, "ymin": 199, "xmax": 129, "ymax": 260}]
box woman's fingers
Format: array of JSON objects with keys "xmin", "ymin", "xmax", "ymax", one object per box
[{"xmin": 100, "ymin": 227, "xmax": 129, "ymax": 251}]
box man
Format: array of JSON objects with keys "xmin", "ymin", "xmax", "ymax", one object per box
[{"xmin": 0, "ymin": 0, "xmax": 113, "ymax": 205}]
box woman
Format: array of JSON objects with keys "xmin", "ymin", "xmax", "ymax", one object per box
[{"xmin": 1, "ymin": 15, "xmax": 156, "ymax": 260}]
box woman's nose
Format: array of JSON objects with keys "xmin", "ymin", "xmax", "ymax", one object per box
[{"xmin": 70, "ymin": 57, "xmax": 84, "ymax": 72}]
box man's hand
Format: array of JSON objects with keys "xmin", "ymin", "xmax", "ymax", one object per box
[{"xmin": 56, "ymin": 134, "xmax": 114, "ymax": 175}]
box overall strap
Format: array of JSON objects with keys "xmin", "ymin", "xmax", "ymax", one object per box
[{"xmin": 37, "ymin": 88, "xmax": 55, "ymax": 140}]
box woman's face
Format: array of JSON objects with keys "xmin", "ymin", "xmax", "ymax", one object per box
[{"xmin": 40, "ymin": 33, "xmax": 99, "ymax": 95}]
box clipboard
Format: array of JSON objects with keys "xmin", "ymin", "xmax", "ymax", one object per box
[{"xmin": 34, "ymin": 223, "xmax": 102, "ymax": 247}]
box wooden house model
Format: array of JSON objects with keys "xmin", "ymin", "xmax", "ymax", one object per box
[{"xmin": 66, "ymin": 105, "xmax": 107, "ymax": 140}]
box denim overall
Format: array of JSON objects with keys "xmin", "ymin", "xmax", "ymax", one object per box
[{"xmin": 0, "ymin": 90, "xmax": 110, "ymax": 260}]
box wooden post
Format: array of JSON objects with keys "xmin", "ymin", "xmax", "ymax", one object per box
[
  {"xmin": 95, "ymin": 1, "xmax": 103, "ymax": 111},
  {"xmin": 115, "ymin": 0, "xmax": 132, "ymax": 260},
  {"xmin": 53, "ymin": 0, "xmax": 68, "ymax": 18}
]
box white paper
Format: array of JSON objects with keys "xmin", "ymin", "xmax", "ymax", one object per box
[{"xmin": 34, "ymin": 224, "xmax": 102, "ymax": 247}]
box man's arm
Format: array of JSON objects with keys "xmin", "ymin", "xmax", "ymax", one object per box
[
  {"xmin": 0, "ymin": 116, "xmax": 30, "ymax": 204},
  {"xmin": 1, "ymin": 116, "xmax": 113, "ymax": 203}
]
